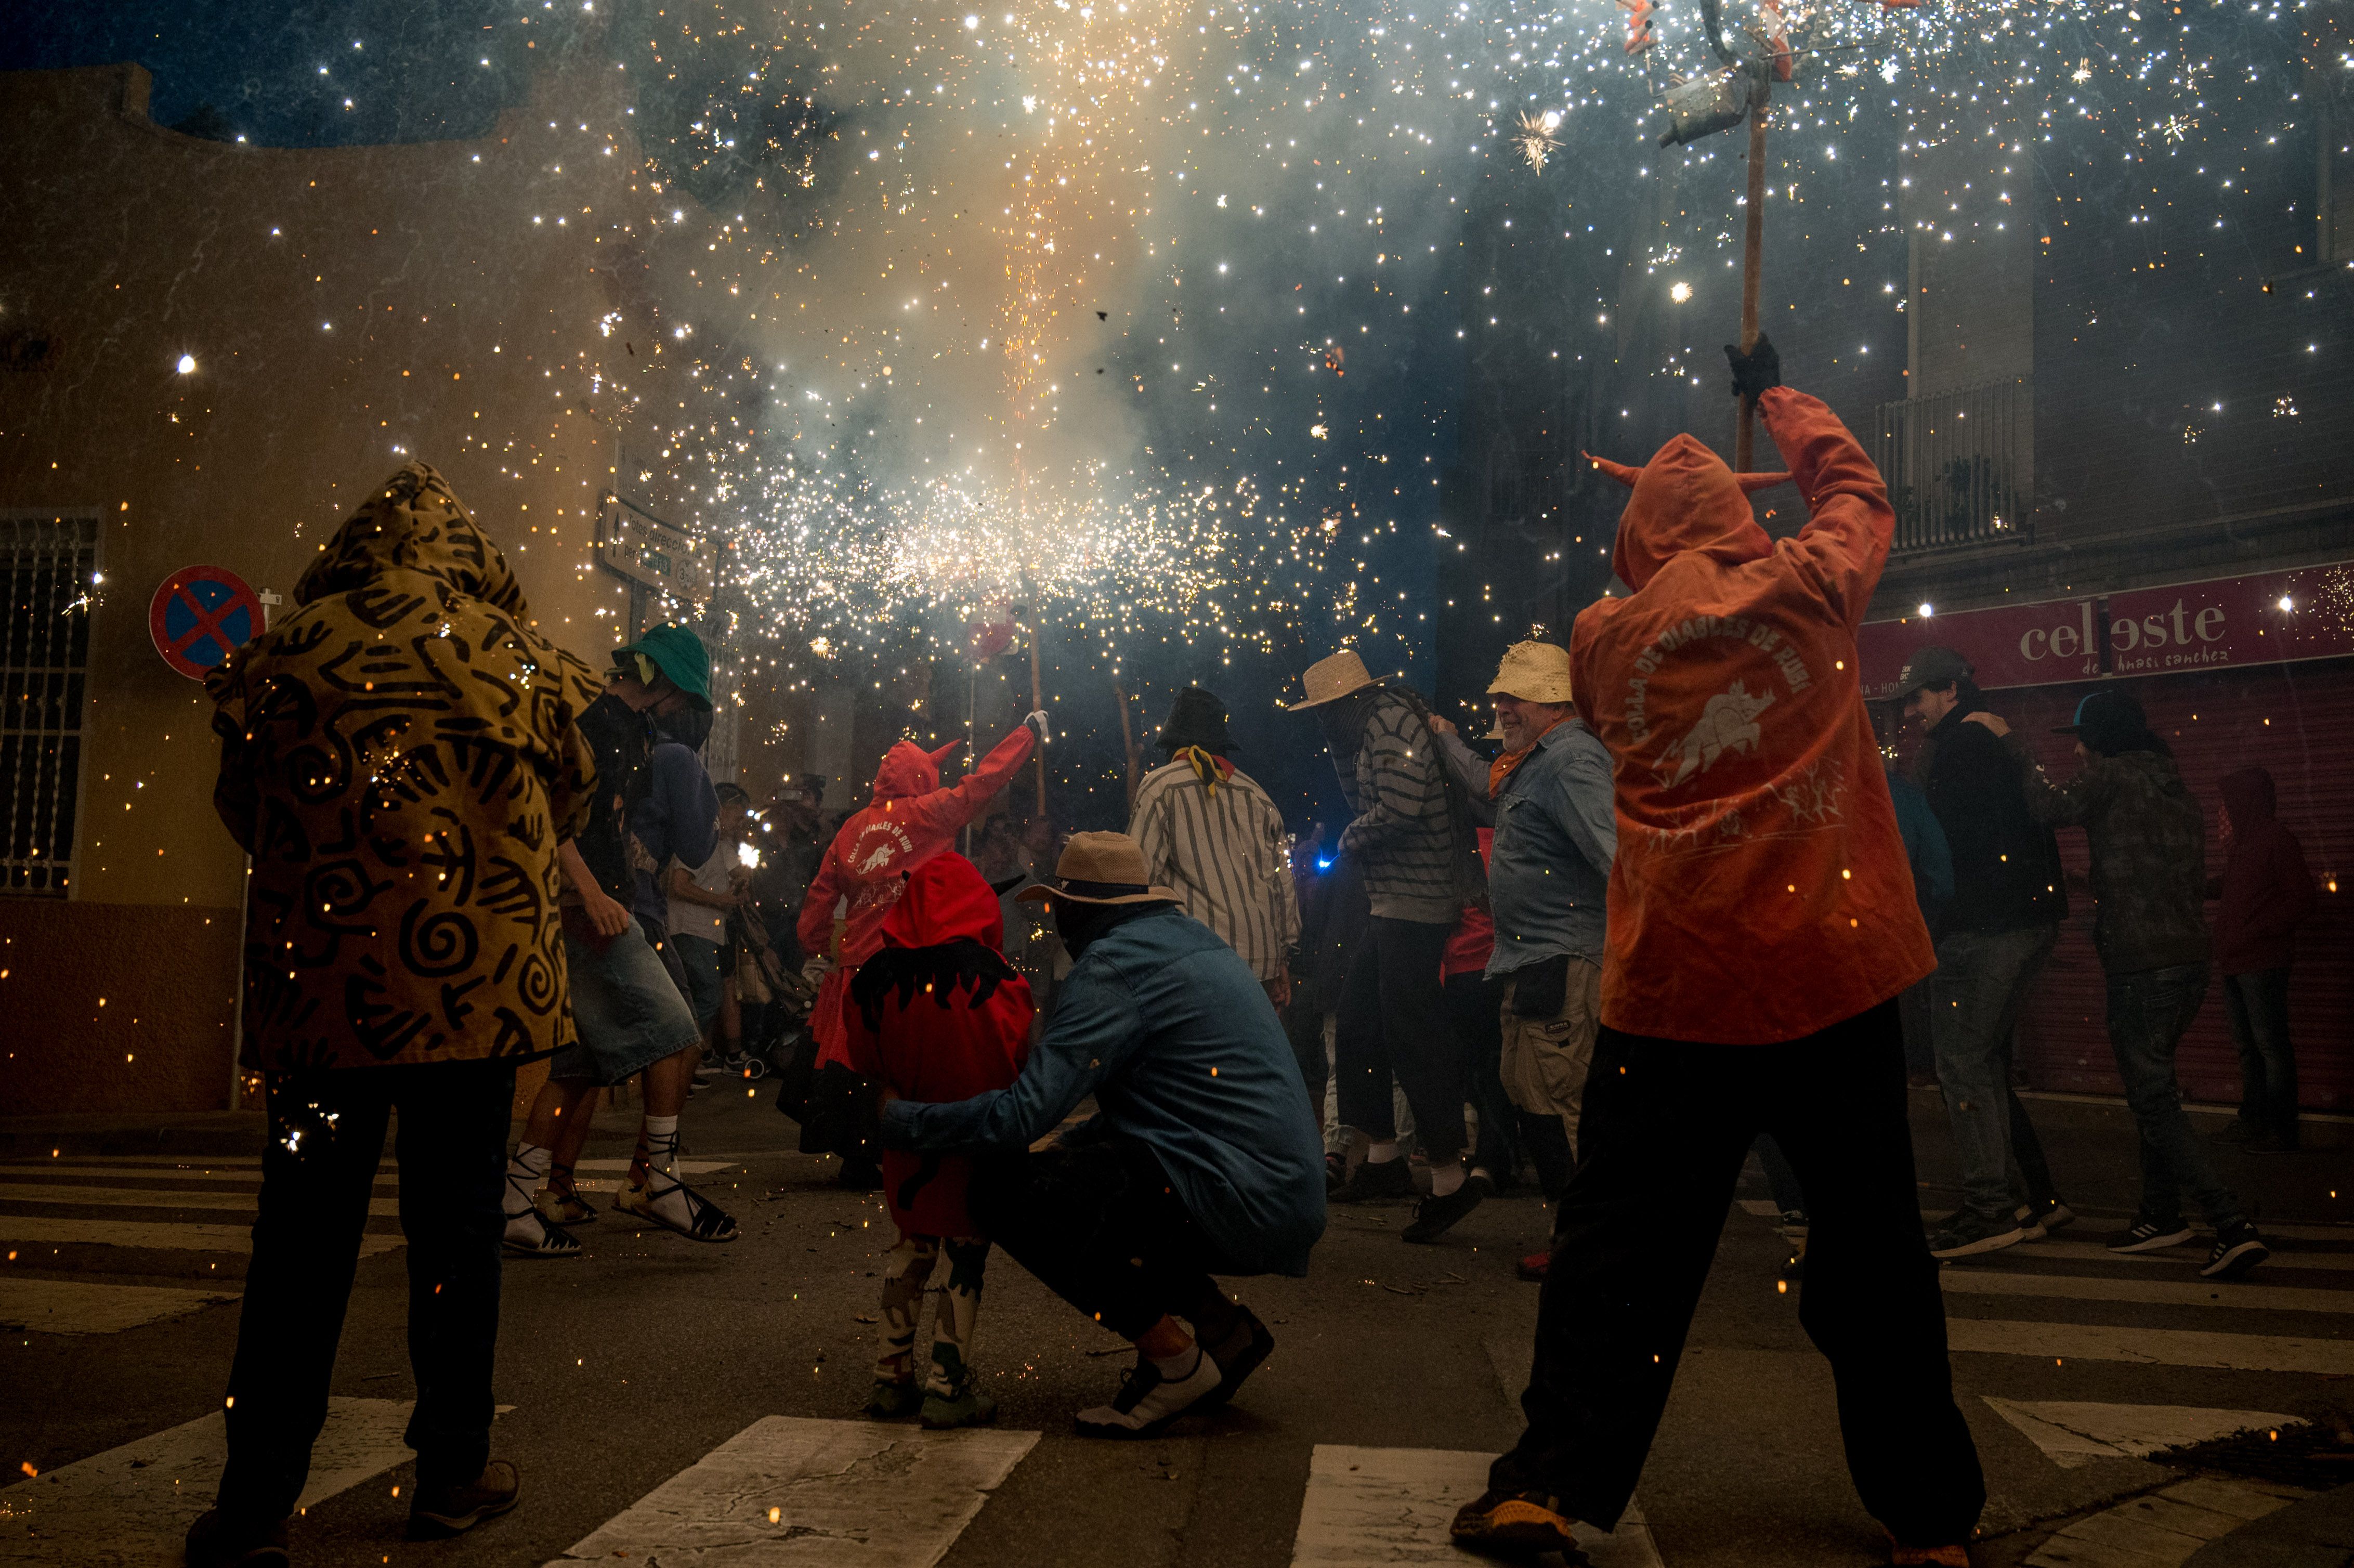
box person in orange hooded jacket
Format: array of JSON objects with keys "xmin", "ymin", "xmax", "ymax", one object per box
[
  {"xmin": 796, "ymin": 712, "xmax": 1046, "ymax": 1080},
  {"xmin": 842, "ymin": 852, "xmax": 1035, "ymax": 1429},
  {"xmin": 1454, "ymin": 339, "xmax": 1984, "ymax": 1568}
]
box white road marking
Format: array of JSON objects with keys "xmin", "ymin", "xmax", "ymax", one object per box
[
  {"xmin": 2023, "ymin": 1475, "xmax": 2308, "ymax": 1567},
  {"xmin": 1988, "ymin": 1240, "xmax": 2354, "ymax": 1273},
  {"xmin": 0, "ymin": 1279, "xmax": 240, "ymax": 1335},
  {"xmin": 0, "ymin": 1399, "xmax": 455, "ymax": 1566},
  {"xmin": 1736, "ymin": 1199, "xmax": 1781, "ymax": 1218},
  {"xmin": 1947, "ymin": 1318, "xmax": 2354, "ymax": 1375},
  {"xmin": 1983, "ymin": 1399, "xmax": 2301, "ymax": 1469},
  {"xmin": 1914, "ymin": 1211, "xmax": 2354, "ymax": 1246},
  {"xmin": 1942, "ymin": 1270, "xmax": 2353, "ymax": 1314},
  {"xmin": 0, "ymin": 1184, "xmax": 400, "ymax": 1217},
  {"xmin": 1290, "ymin": 1445, "xmax": 1663, "ymax": 1568},
  {"xmin": 545, "ymin": 1416, "xmax": 1036, "ymax": 1568},
  {"xmin": 0, "ymin": 1217, "xmax": 403, "ymax": 1257}
]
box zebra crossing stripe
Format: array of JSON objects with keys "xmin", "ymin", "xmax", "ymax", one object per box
[
  {"xmin": 0, "ymin": 1278, "xmax": 240, "ymax": 1335},
  {"xmin": 1983, "ymin": 1399, "xmax": 2301, "ymax": 1470},
  {"xmin": 544, "ymin": 1416, "xmax": 1037, "ymax": 1568},
  {"xmin": 1946, "ymin": 1318, "xmax": 2354, "ymax": 1375},
  {"xmin": 2002, "ymin": 1240, "xmax": 2354, "ymax": 1273},
  {"xmin": 1289, "ymin": 1445, "xmax": 1663, "ymax": 1567},
  {"xmin": 1940, "ymin": 1270, "xmax": 2354, "ymax": 1315},
  {"xmin": 0, "ymin": 1216, "xmax": 405, "ymax": 1257},
  {"xmin": 2023, "ymin": 1474, "xmax": 2306, "ymax": 1567},
  {"xmin": 0, "ymin": 1184, "xmax": 401, "ymax": 1218},
  {"xmin": 0, "ymin": 1397, "xmax": 416, "ymax": 1565}
]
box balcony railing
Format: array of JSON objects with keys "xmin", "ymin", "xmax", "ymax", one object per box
[{"xmin": 1871, "ymin": 376, "xmax": 2031, "ymax": 553}]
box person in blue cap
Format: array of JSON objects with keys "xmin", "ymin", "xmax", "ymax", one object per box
[{"xmin": 502, "ymin": 624, "xmax": 742, "ymax": 1253}]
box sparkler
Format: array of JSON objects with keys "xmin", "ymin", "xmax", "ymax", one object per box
[{"xmin": 1514, "ymin": 109, "xmax": 1564, "ymax": 171}]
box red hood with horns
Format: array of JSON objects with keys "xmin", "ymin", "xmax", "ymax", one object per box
[{"xmin": 1567, "ymin": 386, "xmax": 1932, "ymax": 1046}]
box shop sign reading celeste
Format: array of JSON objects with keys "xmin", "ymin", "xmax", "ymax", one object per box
[{"xmin": 1857, "ymin": 561, "xmax": 2352, "ymax": 697}]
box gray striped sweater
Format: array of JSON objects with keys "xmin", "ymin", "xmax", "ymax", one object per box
[
  {"xmin": 1128, "ymin": 758, "xmax": 1303, "ymax": 980},
  {"xmin": 1336, "ymin": 692, "xmax": 1459, "ymax": 924}
]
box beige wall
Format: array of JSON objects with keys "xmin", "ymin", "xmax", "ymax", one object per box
[{"xmin": 0, "ymin": 61, "xmax": 708, "ymax": 1112}]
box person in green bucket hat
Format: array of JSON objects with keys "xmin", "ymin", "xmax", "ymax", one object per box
[{"xmin": 613, "ymin": 622, "xmax": 713, "ymax": 711}]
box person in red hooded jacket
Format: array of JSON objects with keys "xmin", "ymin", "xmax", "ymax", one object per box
[
  {"xmin": 1453, "ymin": 339, "xmax": 1983, "ymax": 1568},
  {"xmin": 796, "ymin": 712, "xmax": 1046, "ymax": 1075},
  {"xmin": 842, "ymin": 852, "xmax": 1035, "ymax": 1429},
  {"xmin": 2208, "ymin": 766, "xmax": 2317, "ymax": 1153}
]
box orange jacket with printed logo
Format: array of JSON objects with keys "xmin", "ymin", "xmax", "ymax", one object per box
[{"xmin": 1569, "ymin": 387, "xmax": 1933, "ymax": 1043}]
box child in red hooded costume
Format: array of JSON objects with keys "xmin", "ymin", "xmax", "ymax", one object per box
[
  {"xmin": 796, "ymin": 713, "xmax": 1044, "ymax": 1076},
  {"xmin": 1455, "ymin": 341, "xmax": 1983, "ymax": 1568},
  {"xmin": 841, "ymin": 851, "xmax": 1034, "ymax": 1428}
]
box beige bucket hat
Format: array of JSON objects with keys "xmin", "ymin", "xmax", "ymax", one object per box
[
  {"xmin": 1014, "ymin": 831, "xmax": 1182, "ymax": 907},
  {"xmin": 1487, "ymin": 640, "xmax": 1575, "ymax": 704},
  {"xmin": 1287, "ymin": 649, "xmax": 1384, "ymax": 712}
]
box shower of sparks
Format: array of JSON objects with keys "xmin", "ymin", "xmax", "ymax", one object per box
[{"xmin": 1514, "ymin": 109, "xmax": 1564, "ymax": 171}]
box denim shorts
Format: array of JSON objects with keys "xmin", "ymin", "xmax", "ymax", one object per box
[
  {"xmin": 550, "ymin": 921, "xmax": 701, "ymax": 1086},
  {"xmin": 672, "ymin": 934, "xmax": 724, "ymax": 1029}
]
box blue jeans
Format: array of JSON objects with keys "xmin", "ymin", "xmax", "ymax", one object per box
[
  {"xmin": 2106, "ymin": 963, "xmax": 2242, "ymax": 1229},
  {"xmin": 2222, "ymin": 968, "xmax": 2298, "ymax": 1143},
  {"xmin": 1931, "ymin": 926, "xmax": 2059, "ymax": 1219}
]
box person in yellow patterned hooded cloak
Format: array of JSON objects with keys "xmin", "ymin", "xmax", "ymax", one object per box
[{"xmin": 188, "ymin": 462, "xmax": 597, "ymax": 1564}]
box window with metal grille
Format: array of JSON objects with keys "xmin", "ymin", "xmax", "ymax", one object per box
[{"xmin": 2, "ymin": 513, "xmax": 99, "ymax": 897}]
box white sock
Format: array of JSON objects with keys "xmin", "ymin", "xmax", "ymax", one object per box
[
  {"xmin": 1365, "ymin": 1141, "xmax": 1400, "ymax": 1165},
  {"xmin": 504, "ymin": 1144, "xmax": 551, "ymax": 1217},
  {"xmin": 1150, "ymin": 1344, "xmax": 1204, "ymax": 1381},
  {"xmin": 643, "ymin": 1116, "xmax": 681, "ymax": 1179},
  {"xmin": 1431, "ymin": 1162, "xmax": 1466, "ymax": 1198}
]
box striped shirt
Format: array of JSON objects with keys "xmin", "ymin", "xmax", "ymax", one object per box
[
  {"xmin": 1128, "ymin": 758, "xmax": 1302, "ymax": 981},
  {"xmin": 1336, "ymin": 692, "xmax": 1458, "ymax": 924}
]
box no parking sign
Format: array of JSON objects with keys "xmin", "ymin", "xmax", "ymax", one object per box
[{"xmin": 149, "ymin": 565, "xmax": 264, "ymax": 680}]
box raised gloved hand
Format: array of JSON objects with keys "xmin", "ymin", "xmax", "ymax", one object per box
[
  {"xmin": 1723, "ymin": 333, "xmax": 1781, "ymax": 400},
  {"xmin": 1024, "ymin": 709, "xmax": 1052, "ymax": 746}
]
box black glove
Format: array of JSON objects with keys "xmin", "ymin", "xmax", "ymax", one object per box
[
  {"xmin": 1511, "ymin": 953, "xmax": 1572, "ymax": 1021},
  {"xmin": 1724, "ymin": 333, "xmax": 1781, "ymax": 400}
]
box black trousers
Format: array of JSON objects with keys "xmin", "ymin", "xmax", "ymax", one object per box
[
  {"xmin": 1334, "ymin": 917, "xmax": 1466, "ymax": 1158},
  {"xmin": 217, "ymin": 1060, "xmax": 515, "ymax": 1525},
  {"xmin": 1489, "ymin": 1001, "xmax": 1984, "ymax": 1548},
  {"xmin": 1443, "ymin": 970, "xmax": 1520, "ymax": 1178},
  {"xmin": 970, "ymin": 1134, "xmax": 1227, "ymax": 1340}
]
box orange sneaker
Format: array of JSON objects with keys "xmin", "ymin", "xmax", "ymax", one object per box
[
  {"xmin": 1886, "ymin": 1535, "xmax": 1973, "ymax": 1566},
  {"xmin": 1450, "ymin": 1489, "xmax": 1585, "ymax": 1558}
]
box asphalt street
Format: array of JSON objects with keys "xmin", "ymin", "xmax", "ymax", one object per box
[{"xmin": 3, "ymin": 1083, "xmax": 2348, "ymax": 1567}]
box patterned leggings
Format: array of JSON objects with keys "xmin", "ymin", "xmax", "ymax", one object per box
[{"xmin": 874, "ymin": 1232, "xmax": 990, "ymax": 1396}]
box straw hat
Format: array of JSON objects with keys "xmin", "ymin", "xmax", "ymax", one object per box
[
  {"xmin": 1014, "ymin": 831, "xmax": 1182, "ymax": 907},
  {"xmin": 1487, "ymin": 640, "xmax": 1575, "ymax": 704},
  {"xmin": 1287, "ymin": 649, "xmax": 1383, "ymax": 712}
]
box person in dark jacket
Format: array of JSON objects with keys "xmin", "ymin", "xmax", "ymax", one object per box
[
  {"xmin": 1990, "ymin": 688, "xmax": 2269, "ymax": 1279},
  {"xmin": 881, "ymin": 832, "xmax": 1327, "ymax": 1440},
  {"xmin": 1898, "ymin": 648, "xmax": 2072, "ymax": 1259},
  {"xmin": 2208, "ymin": 767, "xmax": 2317, "ymax": 1153},
  {"xmin": 1885, "ymin": 764, "xmax": 1954, "ymax": 1085}
]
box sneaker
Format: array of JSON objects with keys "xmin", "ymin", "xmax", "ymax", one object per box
[
  {"xmin": 2013, "ymin": 1198, "xmax": 2075, "ymax": 1240},
  {"xmin": 1926, "ymin": 1208, "xmax": 2027, "ymax": 1260},
  {"xmin": 501, "ymin": 1208, "xmax": 582, "ymax": 1258},
  {"xmin": 1516, "ymin": 1250, "xmax": 1551, "ymax": 1283},
  {"xmin": 1404, "ymin": 1172, "xmax": 1493, "ymax": 1243},
  {"xmin": 1074, "ymin": 1349, "xmax": 1223, "ymax": 1439},
  {"xmin": 1328, "ymin": 1156, "xmax": 1416, "ymax": 1205},
  {"xmin": 1324, "ymin": 1151, "xmax": 1350, "ymax": 1193},
  {"xmin": 184, "ymin": 1509, "xmax": 290, "ymax": 1568},
  {"xmin": 1194, "ymin": 1304, "xmax": 1275, "ymax": 1412},
  {"xmin": 2199, "ymin": 1220, "xmax": 2269, "ymax": 1279},
  {"xmin": 866, "ymin": 1378, "xmax": 924, "ymax": 1419},
  {"xmin": 407, "ymin": 1459, "xmax": 520, "ymax": 1538},
  {"xmin": 2107, "ymin": 1218, "xmax": 2194, "ymax": 1253},
  {"xmin": 919, "ymin": 1381, "xmax": 1000, "ymax": 1429},
  {"xmin": 1448, "ymin": 1488, "xmax": 1582, "ymax": 1556},
  {"xmin": 1886, "ymin": 1534, "xmax": 1973, "ymax": 1566}
]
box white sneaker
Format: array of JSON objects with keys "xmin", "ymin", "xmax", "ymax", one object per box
[{"xmin": 1074, "ymin": 1349, "xmax": 1223, "ymax": 1439}]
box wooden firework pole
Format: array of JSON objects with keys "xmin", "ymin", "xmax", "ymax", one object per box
[
  {"xmin": 1023, "ymin": 600, "xmax": 1048, "ymax": 817},
  {"xmin": 1113, "ymin": 676, "xmax": 1141, "ymax": 809},
  {"xmin": 1735, "ymin": 82, "xmax": 1771, "ymax": 474}
]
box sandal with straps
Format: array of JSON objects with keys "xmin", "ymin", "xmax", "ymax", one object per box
[
  {"xmin": 616, "ymin": 1168, "xmax": 739, "ymax": 1244},
  {"xmin": 534, "ymin": 1165, "xmax": 598, "ymax": 1226}
]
